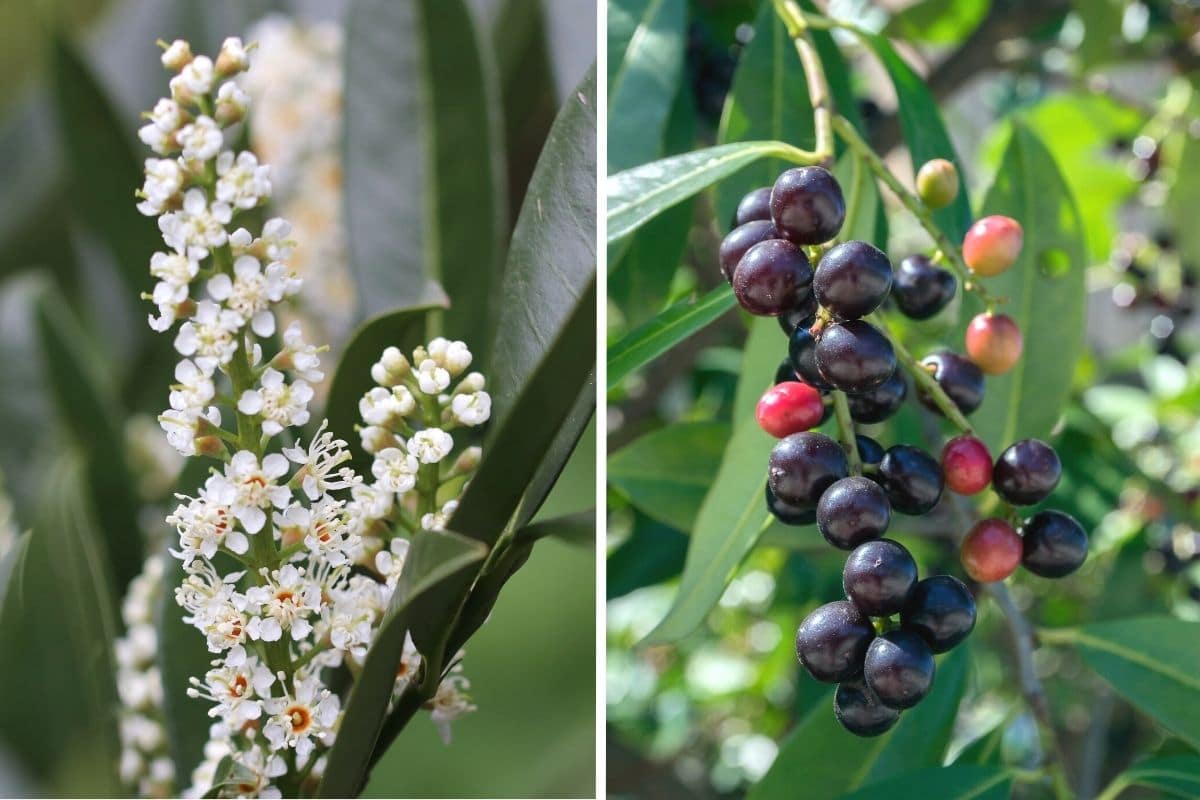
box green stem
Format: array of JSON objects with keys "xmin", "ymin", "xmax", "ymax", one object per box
[
  {"xmin": 773, "ymin": 0, "xmax": 835, "ymax": 165},
  {"xmin": 830, "ymin": 391, "xmax": 861, "ymax": 475},
  {"xmin": 871, "ymin": 313, "xmax": 975, "ymax": 436},
  {"xmin": 1093, "ymin": 775, "xmax": 1131, "ymax": 800}
]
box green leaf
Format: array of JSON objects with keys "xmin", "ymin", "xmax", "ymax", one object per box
[
  {"xmin": 838, "ymin": 765, "xmax": 1012, "ymax": 800},
  {"xmin": 1170, "ymin": 102, "xmax": 1200, "ymax": 268},
  {"xmin": 343, "ymin": 0, "xmax": 504, "ymax": 333},
  {"xmin": 608, "ymin": 141, "xmax": 797, "ymax": 244},
  {"xmin": 607, "ymin": 286, "xmax": 736, "ymax": 390},
  {"xmin": 886, "ymin": 0, "xmax": 991, "ymax": 45},
  {"xmin": 317, "ymin": 530, "xmax": 487, "ymax": 798},
  {"xmin": 834, "ymin": 151, "xmax": 882, "ymax": 248},
  {"xmin": 608, "ymin": 421, "xmax": 730, "ymax": 532},
  {"xmin": 752, "ymin": 648, "xmax": 969, "ymax": 800},
  {"xmin": 1044, "ymin": 617, "xmax": 1200, "ymax": 749},
  {"xmin": 956, "ymin": 123, "xmax": 1087, "ymax": 453},
  {"xmin": 512, "ymin": 376, "xmax": 595, "ymax": 528},
  {"xmin": 607, "ymin": 0, "xmax": 687, "ymax": 173},
  {"xmin": 1107, "ymin": 756, "xmax": 1200, "ymax": 799},
  {"xmin": 513, "ymin": 510, "xmax": 595, "ymax": 546},
  {"xmin": 713, "ymin": 0, "xmax": 816, "ymax": 227}
]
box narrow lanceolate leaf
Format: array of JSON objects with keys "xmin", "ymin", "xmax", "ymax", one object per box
[
  {"xmin": 751, "ymin": 648, "xmax": 969, "ymax": 800},
  {"xmin": 607, "ymin": 0, "xmax": 687, "ymax": 173},
  {"xmin": 608, "ymin": 141, "xmax": 797, "ymax": 244},
  {"xmin": 607, "ymin": 286, "xmax": 736, "ymax": 390},
  {"xmin": 713, "ymin": 0, "xmax": 815, "ymax": 227},
  {"xmin": 1106, "ymin": 756, "xmax": 1200, "ymax": 799},
  {"xmin": 344, "ymin": 0, "xmax": 505, "ymax": 348},
  {"xmin": 512, "ymin": 510, "xmax": 595, "ymax": 546},
  {"xmin": 837, "ymin": 765, "xmax": 1012, "ymax": 800},
  {"xmin": 316, "ymin": 531, "xmax": 487, "ymax": 798},
  {"xmin": 1045, "ymin": 617, "xmax": 1200, "ymax": 748},
  {"xmin": 955, "ymin": 123, "xmax": 1087, "ymax": 454}
]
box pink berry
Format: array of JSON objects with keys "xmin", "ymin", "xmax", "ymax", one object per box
[
  {"xmin": 941, "ymin": 436, "xmax": 992, "ymax": 495},
  {"xmin": 960, "ymin": 518, "xmax": 1022, "ymax": 582},
  {"xmin": 966, "ymin": 312, "xmax": 1023, "ymax": 374},
  {"xmin": 962, "ymin": 216, "xmax": 1023, "ymax": 277},
  {"xmin": 756, "ymin": 381, "xmax": 825, "ymax": 438}
]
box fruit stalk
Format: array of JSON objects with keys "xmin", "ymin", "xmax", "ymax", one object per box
[
  {"xmin": 772, "ymin": 0, "xmax": 834, "ymax": 165},
  {"xmin": 870, "ymin": 313, "xmax": 975, "ymax": 435},
  {"xmin": 830, "ymin": 390, "xmax": 862, "ymax": 474}
]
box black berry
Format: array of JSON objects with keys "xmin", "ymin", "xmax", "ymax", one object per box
[
  {"xmin": 775, "ymin": 359, "xmax": 799, "ymax": 385},
  {"xmin": 855, "ymin": 435, "xmax": 885, "ymax": 467},
  {"xmin": 815, "ymin": 320, "xmax": 896, "ymax": 393},
  {"xmin": 734, "ymin": 186, "xmax": 773, "ymax": 227},
  {"xmin": 843, "ymin": 539, "xmax": 918, "ymax": 617},
  {"xmin": 771, "ymin": 166, "xmax": 846, "ymax": 245},
  {"xmin": 795, "ymin": 600, "xmax": 875, "ymax": 682},
  {"xmin": 1021, "ymin": 510, "xmax": 1088, "ymax": 577},
  {"xmin": 877, "ymin": 445, "xmax": 944, "ymax": 515},
  {"xmin": 719, "ymin": 220, "xmax": 778, "ymax": 283},
  {"xmin": 789, "ymin": 326, "xmax": 832, "ymax": 391},
  {"xmin": 834, "ymin": 681, "xmax": 900, "ymax": 737},
  {"xmin": 765, "ymin": 484, "xmax": 816, "ymax": 526},
  {"xmin": 733, "ymin": 239, "xmax": 813, "ymax": 316},
  {"xmin": 847, "ymin": 371, "xmax": 907, "ymax": 424},
  {"xmin": 993, "ymin": 438, "xmax": 1061, "ymax": 505},
  {"xmin": 813, "ymin": 241, "xmax": 893, "ymax": 320},
  {"xmin": 768, "ymin": 432, "xmax": 849, "ymax": 507},
  {"xmin": 901, "ymin": 575, "xmax": 976, "ymax": 653},
  {"xmin": 817, "ymin": 476, "xmax": 891, "ymax": 550},
  {"xmin": 892, "ymin": 255, "xmax": 956, "ymax": 320},
  {"xmin": 919, "ymin": 351, "xmax": 984, "ymax": 416},
  {"xmin": 864, "ymin": 628, "xmax": 936, "ymax": 709},
  {"xmin": 777, "ymin": 293, "xmax": 819, "ymax": 335}
]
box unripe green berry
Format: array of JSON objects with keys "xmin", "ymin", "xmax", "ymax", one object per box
[{"xmin": 916, "ymin": 159, "xmax": 959, "ymax": 210}]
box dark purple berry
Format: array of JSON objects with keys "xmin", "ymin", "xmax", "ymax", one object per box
[
  {"xmin": 768, "ymin": 432, "xmax": 849, "ymax": 507},
  {"xmin": 817, "ymin": 476, "xmax": 891, "ymax": 550},
  {"xmin": 919, "ymin": 351, "xmax": 984, "ymax": 416},
  {"xmin": 775, "ymin": 359, "xmax": 800, "ymax": 385},
  {"xmin": 789, "ymin": 326, "xmax": 831, "ymax": 391},
  {"xmin": 843, "ymin": 539, "xmax": 918, "ymax": 617},
  {"xmin": 847, "ymin": 371, "xmax": 907, "ymax": 424},
  {"xmin": 864, "ymin": 628, "xmax": 936, "ymax": 709},
  {"xmin": 877, "ymin": 445, "xmax": 943, "ymax": 515},
  {"xmin": 834, "ymin": 681, "xmax": 900, "ymax": 737},
  {"xmin": 813, "ymin": 241, "xmax": 893, "ymax": 320},
  {"xmin": 901, "ymin": 575, "xmax": 976, "ymax": 653},
  {"xmin": 765, "ymin": 484, "xmax": 816, "ymax": 526},
  {"xmin": 892, "ymin": 255, "xmax": 957, "ymax": 320},
  {"xmin": 815, "ymin": 320, "xmax": 897, "ymax": 393},
  {"xmin": 777, "ymin": 293, "xmax": 819, "ymax": 335},
  {"xmin": 795, "ymin": 600, "xmax": 874, "ymax": 682},
  {"xmin": 732, "ymin": 239, "xmax": 813, "ymax": 316},
  {"xmin": 734, "ymin": 186, "xmax": 773, "ymax": 227},
  {"xmin": 1021, "ymin": 510, "xmax": 1087, "ymax": 577},
  {"xmin": 719, "ymin": 220, "xmax": 778, "ymax": 283},
  {"xmin": 993, "ymin": 439, "xmax": 1061, "ymax": 505},
  {"xmin": 855, "ymin": 435, "xmax": 885, "ymax": 467},
  {"xmin": 770, "ymin": 166, "xmax": 846, "ymax": 245}
]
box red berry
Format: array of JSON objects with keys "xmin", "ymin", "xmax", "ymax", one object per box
[
  {"xmin": 960, "ymin": 518, "xmax": 1022, "ymax": 582},
  {"xmin": 756, "ymin": 381, "xmax": 825, "ymax": 438},
  {"xmin": 941, "ymin": 436, "xmax": 992, "ymax": 495},
  {"xmin": 965, "ymin": 312, "xmax": 1023, "ymax": 374},
  {"xmin": 962, "ymin": 216, "xmax": 1023, "ymax": 277}
]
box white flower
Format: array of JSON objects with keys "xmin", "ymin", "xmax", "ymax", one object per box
[
  {"xmin": 159, "ymin": 189, "xmax": 232, "ymax": 259},
  {"xmin": 173, "ymin": 300, "xmax": 241, "ymax": 373},
  {"xmin": 371, "ymin": 447, "xmax": 419, "ymax": 494},
  {"xmin": 344, "ymin": 483, "xmax": 394, "ymax": 535},
  {"xmin": 325, "ymin": 579, "xmax": 381, "ymax": 660},
  {"xmin": 358, "ymin": 386, "xmax": 414, "ymax": 427},
  {"xmin": 171, "ymin": 55, "xmax": 214, "ymax": 100},
  {"xmin": 228, "ymin": 745, "xmax": 287, "ymax": 800},
  {"xmin": 246, "ymin": 565, "xmax": 321, "ymax": 642},
  {"xmin": 169, "ymin": 358, "xmax": 215, "ymax": 413},
  {"xmin": 277, "ymin": 496, "xmax": 357, "ymax": 566},
  {"xmin": 262, "ymin": 675, "xmax": 340, "ymax": 759},
  {"xmin": 168, "ymin": 478, "xmax": 246, "ymax": 563},
  {"xmin": 176, "ymin": 115, "xmax": 222, "ymax": 162},
  {"xmin": 160, "ymin": 405, "xmax": 220, "ymax": 456},
  {"xmin": 429, "ymin": 668, "xmax": 475, "ymax": 744},
  {"xmin": 187, "ymin": 646, "xmax": 274, "ymax": 726},
  {"xmin": 415, "ymin": 358, "xmax": 450, "ymax": 394},
  {"xmin": 207, "ymin": 256, "xmax": 284, "ymax": 336},
  {"xmin": 393, "ymin": 633, "xmax": 423, "ymax": 694},
  {"xmin": 410, "ymin": 428, "xmax": 453, "ymax": 464},
  {"xmin": 420, "ymin": 499, "xmax": 458, "ymax": 532},
  {"xmin": 374, "ymin": 537, "xmax": 410, "ymax": 588},
  {"xmin": 175, "ymin": 562, "xmax": 250, "ymax": 653},
  {"xmin": 237, "ymin": 368, "xmax": 313, "ymax": 436},
  {"xmin": 427, "ymin": 337, "xmax": 472, "ymax": 375},
  {"xmin": 147, "ymin": 250, "xmax": 199, "ymax": 331},
  {"xmin": 359, "ymin": 425, "xmax": 400, "ymax": 455},
  {"xmin": 161, "ymin": 39, "xmax": 193, "ymax": 70},
  {"xmin": 214, "ymin": 80, "xmax": 250, "ymax": 125},
  {"xmin": 213, "ymin": 451, "xmax": 292, "ymax": 534},
  {"xmin": 215, "ymin": 36, "xmax": 249, "ymax": 75},
  {"xmin": 216, "ymin": 151, "xmax": 271, "ymax": 209},
  {"xmin": 277, "ymin": 322, "xmax": 324, "ymax": 382},
  {"xmin": 282, "ymin": 420, "xmax": 357, "ymax": 500},
  {"xmin": 139, "ymin": 98, "xmax": 186, "ymax": 154},
  {"xmin": 370, "ymin": 346, "xmax": 410, "ymax": 386},
  {"xmin": 260, "ymin": 217, "xmax": 295, "ymax": 261},
  {"xmin": 450, "ymin": 391, "xmax": 491, "ymax": 427},
  {"xmin": 138, "ymin": 158, "xmax": 185, "ymax": 216}
]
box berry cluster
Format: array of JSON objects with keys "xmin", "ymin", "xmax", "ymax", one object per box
[{"xmin": 721, "ymin": 163, "xmax": 1090, "ymax": 736}]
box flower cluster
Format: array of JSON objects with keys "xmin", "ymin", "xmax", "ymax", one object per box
[{"xmin": 129, "ymin": 38, "xmax": 489, "ymax": 798}]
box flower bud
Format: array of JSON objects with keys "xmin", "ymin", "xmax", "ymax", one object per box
[
  {"xmin": 214, "ymin": 82, "xmax": 250, "ymax": 126},
  {"xmin": 195, "ymin": 435, "xmax": 225, "ymax": 458},
  {"xmin": 160, "ymin": 39, "xmax": 194, "ymax": 71},
  {"xmin": 359, "ymin": 425, "xmax": 398, "ymax": 454},
  {"xmin": 916, "ymin": 158, "xmax": 959, "ymax": 210},
  {"xmin": 370, "ymin": 346, "xmax": 411, "ymax": 386},
  {"xmin": 215, "ymin": 37, "xmax": 249, "ymax": 77},
  {"xmin": 455, "ymin": 372, "xmax": 486, "ymax": 394},
  {"xmin": 453, "ymin": 446, "xmax": 482, "ymax": 474}
]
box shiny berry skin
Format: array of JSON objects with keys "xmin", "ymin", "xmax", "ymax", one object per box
[
  {"xmin": 719, "ymin": 220, "xmax": 778, "ymax": 283},
  {"xmin": 892, "ymin": 255, "xmax": 956, "ymax": 320},
  {"xmin": 919, "ymin": 351, "xmax": 984, "ymax": 416},
  {"xmin": 768, "ymin": 432, "xmax": 849, "ymax": 507},
  {"xmin": 915, "ymin": 158, "xmax": 959, "ymax": 210},
  {"xmin": 864, "ymin": 629, "xmax": 935, "ymax": 710},
  {"xmin": 766, "ymin": 484, "xmax": 816, "ymax": 526},
  {"xmin": 960, "ymin": 518, "xmax": 1022, "ymax": 582},
  {"xmin": 774, "ymin": 359, "xmax": 800, "ymax": 385},
  {"xmin": 843, "ymin": 539, "xmax": 918, "ymax": 616},
  {"xmin": 993, "ymin": 439, "xmax": 1061, "ymax": 505},
  {"xmin": 847, "ymin": 371, "xmax": 907, "ymax": 424},
  {"xmin": 789, "ymin": 326, "xmax": 832, "ymax": 391},
  {"xmin": 1021, "ymin": 510, "xmax": 1088, "ymax": 577},
  {"xmin": 734, "ymin": 186, "xmax": 773, "ymax": 226},
  {"xmin": 963, "ymin": 215, "xmax": 1023, "ymax": 277},
  {"xmin": 855, "ymin": 435, "xmax": 885, "ymax": 467},
  {"xmin": 901, "ymin": 575, "xmax": 976, "ymax": 653},
  {"xmin": 965, "ymin": 312, "xmax": 1024, "ymax": 374},
  {"xmin": 756, "ymin": 381, "xmax": 825, "ymax": 437},
  {"xmin": 815, "ymin": 320, "xmax": 896, "ymax": 393},
  {"xmin": 877, "ymin": 445, "xmax": 944, "ymax": 515},
  {"xmin": 777, "ymin": 292, "xmax": 819, "ymax": 335},
  {"xmin": 733, "ymin": 239, "xmax": 814, "ymax": 316},
  {"xmin": 817, "ymin": 476, "xmax": 891, "ymax": 550},
  {"xmin": 941, "ymin": 436, "xmax": 992, "ymax": 495},
  {"xmin": 770, "ymin": 166, "xmax": 846, "ymax": 245},
  {"xmin": 834, "ymin": 681, "xmax": 900, "ymax": 737},
  {"xmin": 795, "ymin": 600, "xmax": 875, "ymax": 682},
  {"xmin": 812, "ymin": 241, "xmax": 894, "ymax": 320}
]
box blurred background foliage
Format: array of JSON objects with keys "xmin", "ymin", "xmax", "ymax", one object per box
[
  {"xmin": 0, "ymin": 0, "xmax": 596, "ymax": 797},
  {"xmin": 607, "ymin": 0, "xmax": 1200, "ymax": 798}
]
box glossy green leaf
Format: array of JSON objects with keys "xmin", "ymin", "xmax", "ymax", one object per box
[
  {"xmin": 344, "ymin": 0, "xmax": 504, "ymax": 343},
  {"xmin": 838, "ymin": 765, "xmax": 1012, "ymax": 800},
  {"xmin": 956, "ymin": 124, "xmax": 1087, "ymax": 453},
  {"xmin": 1045, "ymin": 617, "xmax": 1200, "ymax": 749},
  {"xmin": 886, "ymin": 0, "xmax": 991, "ymax": 45},
  {"xmin": 317, "ymin": 530, "xmax": 487, "ymax": 797},
  {"xmin": 1106, "ymin": 756, "xmax": 1200, "ymax": 799},
  {"xmin": 608, "ymin": 141, "xmax": 797, "ymax": 244},
  {"xmin": 607, "ymin": 286, "xmax": 736, "ymax": 390},
  {"xmin": 608, "ymin": 0, "xmax": 686, "ymax": 173},
  {"xmin": 512, "ymin": 376, "xmax": 595, "ymax": 528},
  {"xmin": 607, "ymin": 515, "xmax": 689, "ymax": 599},
  {"xmin": 732, "ymin": 315, "xmax": 789, "ymax": 424},
  {"xmin": 608, "ymin": 421, "xmax": 730, "ymax": 532},
  {"xmin": 513, "ymin": 510, "xmax": 595, "ymax": 546},
  {"xmin": 713, "ymin": 0, "xmax": 815, "ymax": 227}
]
